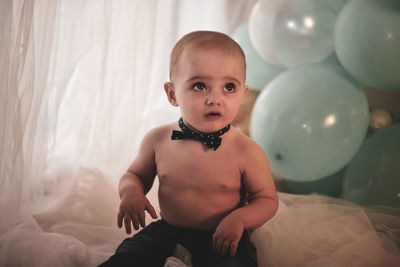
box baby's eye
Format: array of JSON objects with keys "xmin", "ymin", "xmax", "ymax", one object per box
[
  {"xmin": 193, "ymin": 82, "xmax": 206, "ymax": 91},
  {"xmin": 224, "ymin": 83, "xmax": 236, "ymax": 92}
]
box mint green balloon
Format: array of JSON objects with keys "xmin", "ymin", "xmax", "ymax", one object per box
[
  {"xmin": 335, "ymin": 0, "xmax": 400, "ymax": 90},
  {"xmin": 232, "ymin": 23, "xmax": 285, "ymax": 91},
  {"xmin": 284, "ymin": 167, "xmax": 345, "ymax": 197},
  {"xmin": 321, "ymin": 53, "xmax": 360, "ymax": 87},
  {"xmin": 250, "ymin": 64, "xmax": 369, "ymax": 181},
  {"xmin": 343, "ymin": 124, "xmax": 400, "ymax": 207},
  {"xmin": 328, "ymin": 0, "xmax": 348, "ymax": 13},
  {"xmin": 249, "ymin": 0, "xmax": 337, "ymax": 68}
]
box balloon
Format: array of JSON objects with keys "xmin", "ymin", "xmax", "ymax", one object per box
[
  {"xmin": 248, "ymin": 0, "xmax": 337, "ymax": 68},
  {"xmin": 335, "ymin": 0, "xmax": 400, "ymax": 90},
  {"xmin": 369, "ymin": 108, "xmax": 392, "ymax": 130},
  {"xmin": 250, "ymin": 64, "xmax": 369, "ymax": 181},
  {"xmin": 232, "ymin": 23, "xmax": 285, "ymax": 91},
  {"xmin": 321, "ymin": 53, "xmax": 360, "ymax": 87},
  {"xmin": 321, "ymin": 52, "xmax": 343, "ymax": 68},
  {"xmin": 280, "ymin": 167, "xmax": 345, "ymax": 197},
  {"xmin": 343, "ymin": 124, "xmax": 400, "ymax": 207},
  {"xmin": 328, "ymin": 0, "xmax": 348, "ymax": 13}
]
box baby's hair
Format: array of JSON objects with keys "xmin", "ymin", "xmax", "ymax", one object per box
[{"xmin": 169, "ymin": 30, "xmax": 246, "ymax": 80}]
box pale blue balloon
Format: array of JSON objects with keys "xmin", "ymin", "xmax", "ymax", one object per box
[
  {"xmin": 232, "ymin": 23, "xmax": 285, "ymax": 91},
  {"xmin": 322, "ymin": 52, "xmax": 343, "ymax": 68},
  {"xmin": 328, "ymin": 0, "xmax": 348, "ymax": 13},
  {"xmin": 321, "ymin": 53, "xmax": 360, "ymax": 88},
  {"xmin": 343, "ymin": 124, "xmax": 400, "ymax": 207},
  {"xmin": 248, "ymin": 0, "xmax": 337, "ymax": 68},
  {"xmin": 335, "ymin": 0, "xmax": 400, "ymax": 90},
  {"xmin": 283, "ymin": 167, "xmax": 345, "ymax": 197},
  {"xmin": 250, "ymin": 64, "xmax": 369, "ymax": 181}
]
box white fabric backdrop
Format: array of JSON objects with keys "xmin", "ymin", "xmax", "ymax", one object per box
[
  {"xmin": 0, "ymin": 0, "xmax": 256, "ymax": 266},
  {"xmin": 1, "ymin": 0, "xmax": 256, "ymax": 216},
  {"xmin": 1, "ymin": 1, "xmax": 399, "ymax": 267}
]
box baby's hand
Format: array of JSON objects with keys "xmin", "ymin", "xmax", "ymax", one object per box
[
  {"xmin": 117, "ymin": 192, "xmax": 158, "ymax": 234},
  {"xmin": 212, "ymin": 215, "xmax": 244, "ymax": 257}
]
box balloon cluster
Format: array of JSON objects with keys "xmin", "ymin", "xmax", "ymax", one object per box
[{"xmin": 233, "ymin": 0, "xmax": 400, "ymax": 207}]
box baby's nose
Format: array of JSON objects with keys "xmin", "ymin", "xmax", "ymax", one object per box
[{"xmin": 206, "ymin": 90, "xmax": 222, "ymax": 106}]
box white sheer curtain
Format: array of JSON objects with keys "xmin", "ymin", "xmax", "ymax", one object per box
[
  {"xmin": 1, "ymin": 0, "xmax": 58, "ymax": 222},
  {"xmin": 0, "ymin": 0, "xmax": 256, "ymax": 266},
  {"xmin": 20, "ymin": 0, "xmax": 256, "ymax": 213}
]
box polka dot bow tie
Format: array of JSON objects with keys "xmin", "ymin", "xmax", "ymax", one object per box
[{"xmin": 171, "ymin": 117, "xmax": 230, "ymax": 151}]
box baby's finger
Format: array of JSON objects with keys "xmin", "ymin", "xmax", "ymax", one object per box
[
  {"xmin": 212, "ymin": 233, "xmax": 219, "ymax": 251},
  {"xmin": 215, "ymin": 236, "xmax": 224, "ymax": 254},
  {"xmin": 117, "ymin": 211, "xmax": 123, "ymax": 228},
  {"xmin": 123, "ymin": 215, "xmax": 132, "ymax": 234},
  {"xmin": 221, "ymin": 239, "xmax": 230, "ymax": 256},
  {"xmin": 138, "ymin": 211, "xmax": 145, "ymax": 228},
  {"xmin": 145, "ymin": 202, "xmax": 158, "ymax": 219},
  {"xmin": 131, "ymin": 213, "xmax": 140, "ymax": 230},
  {"xmin": 230, "ymin": 241, "xmax": 238, "ymax": 257}
]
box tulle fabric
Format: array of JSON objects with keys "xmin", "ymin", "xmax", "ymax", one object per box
[
  {"xmin": 251, "ymin": 193, "xmax": 400, "ymax": 267},
  {"xmin": 2, "ymin": 170, "xmax": 399, "ymax": 266},
  {"xmin": 0, "ymin": 167, "xmax": 161, "ymax": 266}
]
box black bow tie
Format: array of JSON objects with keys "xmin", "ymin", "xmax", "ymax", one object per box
[{"xmin": 171, "ymin": 117, "xmax": 230, "ymax": 151}]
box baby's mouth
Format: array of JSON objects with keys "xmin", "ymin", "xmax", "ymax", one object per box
[{"xmin": 205, "ymin": 112, "xmax": 222, "ymax": 119}]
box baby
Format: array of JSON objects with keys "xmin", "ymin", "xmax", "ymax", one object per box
[{"xmin": 100, "ymin": 31, "xmax": 278, "ymax": 267}]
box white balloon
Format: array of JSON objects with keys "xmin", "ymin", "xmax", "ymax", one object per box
[
  {"xmin": 249, "ymin": 0, "xmax": 337, "ymax": 68},
  {"xmin": 232, "ymin": 23, "xmax": 285, "ymax": 91}
]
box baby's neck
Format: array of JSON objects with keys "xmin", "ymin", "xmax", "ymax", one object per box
[{"xmin": 180, "ymin": 118, "xmax": 230, "ymax": 135}]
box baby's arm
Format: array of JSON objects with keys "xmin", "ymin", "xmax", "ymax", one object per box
[
  {"xmin": 117, "ymin": 129, "xmax": 159, "ymax": 234},
  {"xmin": 213, "ymin": 142, "xmax": 278, "ymax": 256}
]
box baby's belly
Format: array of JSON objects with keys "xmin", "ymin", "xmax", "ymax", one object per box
[{"xmin": 158, "ymin": 187, "xmax": 241, "ymax": 230}]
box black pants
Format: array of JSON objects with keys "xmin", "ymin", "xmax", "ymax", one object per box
[{"xmin": 99, "ymin": 219, "xmax": 257, "ymax": 267}]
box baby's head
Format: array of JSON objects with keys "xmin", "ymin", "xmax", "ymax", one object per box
[
  {"xmin": 165, "ymin": 31, "xmax": 248, "ymax": 133},
  {"xmin": 169, "ymin": 31, "xmax": 246, "ymax": 82}
]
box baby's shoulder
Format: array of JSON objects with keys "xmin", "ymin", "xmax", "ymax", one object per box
[
  {"xmin": 145, "ymin": 122, "xmax": 175, "ymax": 138},
  {"xmin": 231, "ymin": 128, "xmax": 267, "ymax": 158},
  {"xmin": 143, "ymin": 122, "xmax": 176, "ymax": 144}
]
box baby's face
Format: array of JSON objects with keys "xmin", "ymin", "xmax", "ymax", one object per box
[{"xmin": 171, "ymin": 46, "xmax": 248, "ymax": 133}]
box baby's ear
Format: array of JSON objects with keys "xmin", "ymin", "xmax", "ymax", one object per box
[
  {"xmin": 243, "ymin": 85, "xmax": 249, "ymax": 96},
  {"xmin": 164, "ymin": 82, "xmax": 179, "ymax": 106}
]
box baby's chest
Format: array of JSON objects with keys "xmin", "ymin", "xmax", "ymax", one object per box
[{"xmin": 155, "ymin": 146, "xmax": 243, "ymax": 191}]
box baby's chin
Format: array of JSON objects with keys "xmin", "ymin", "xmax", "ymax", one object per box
[
  {"xmin": 182, "ymin": 116, "xmax": 230, "ymax": 133},
  {"xmin": 199, "ymin": 123, "xmax": 231, "ymax": 133}
]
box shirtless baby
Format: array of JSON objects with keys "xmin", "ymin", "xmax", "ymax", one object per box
[{"xmin": 100, "ymin": 31, "xmax": 278, "ymax": 267}]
